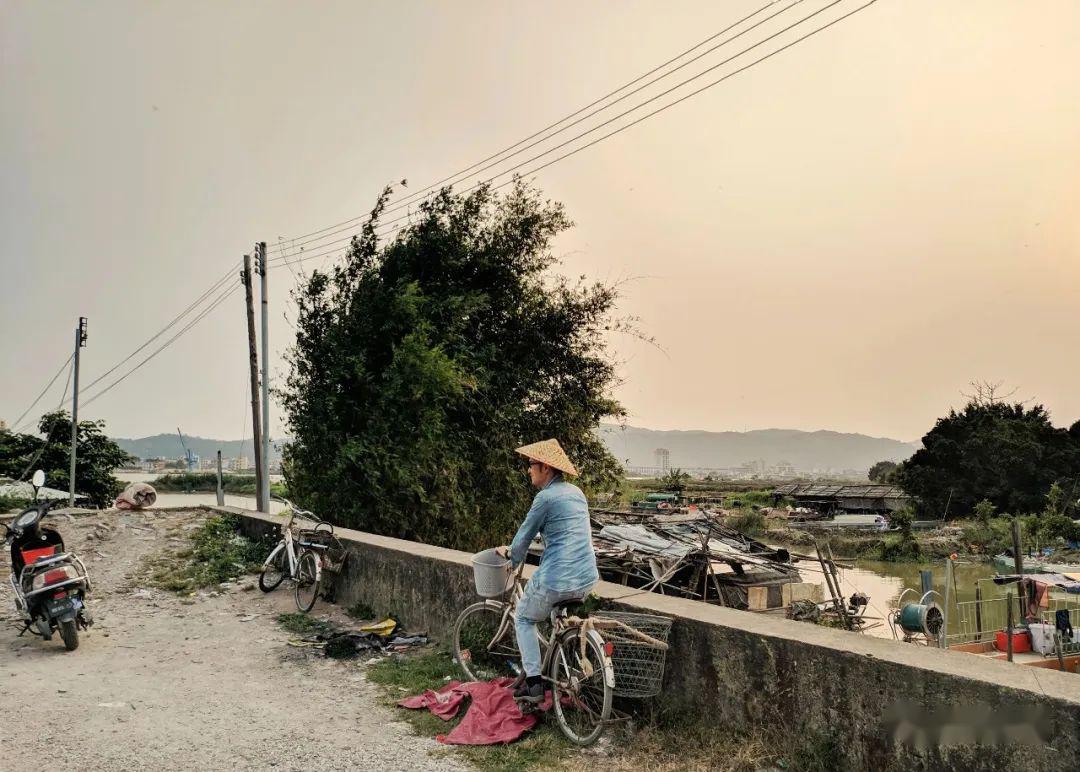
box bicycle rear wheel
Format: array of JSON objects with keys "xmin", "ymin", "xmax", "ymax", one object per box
[
  {"xmin": 551, "ymin": 629, "xmax": 613, "ymax": 746},
  {"xmin": 294, "ymin": 549, "xmax": 321, "ymax": 612},
  {"xmin": 452, "ymin": 601, "xmax": 520, "ymax": 682},
  {"xmin": 258, "ymin": 543, "xmax": 287, "ymax": 592}
]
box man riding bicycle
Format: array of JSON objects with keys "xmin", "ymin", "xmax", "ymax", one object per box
[{"xmin": 497, "ymin": 439, "xmax": 598, "ymax": 702}]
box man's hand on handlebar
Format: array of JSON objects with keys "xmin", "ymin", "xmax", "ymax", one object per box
[{"xmin": 495, "ymin": 545, "xmax": 510, "ymax": 560}]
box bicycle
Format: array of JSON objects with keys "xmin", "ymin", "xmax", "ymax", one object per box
[
  {"xmin": 452, "ymin": 561, "xmax": 619, "ymax": 746},
  {"xmin": 258, "ymin": 498, "xmax": 334, "ymax": 613}
]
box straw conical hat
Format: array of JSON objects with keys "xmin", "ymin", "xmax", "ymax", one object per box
[{"xmin": 515, "ymin": 439, "xmax": 578, "ymax": 477}]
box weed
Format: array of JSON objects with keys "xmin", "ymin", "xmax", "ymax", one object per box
[
  {"xmin": 276, "ymin": 612, "xmax": 334, "ymax": 637},
  {"xmin": 148, "ymin": 514, "xmax": 272, "ymax": 593},
  {"xmin": 368, "ymin": 651, "xmax": 846, "ymax": 771},
  {"xmin": 0, "ymin": 495, "xmax": 30, "ymax": 514},
  {"xmin": 728, "ymin": 509, "xmax": 767, "ymax": 536},
  {"xmin": 346, "ymin": 601, "xmax": 376, "ymax": 619}
]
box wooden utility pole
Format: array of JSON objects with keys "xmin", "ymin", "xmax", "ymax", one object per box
[
  {"xmin": 1012, "ymin": 518, "xmax": 1025, "ymax": 622},
  {"xmin": 242, "ymin": 255, "xmax": 265, "ymax": 511}
]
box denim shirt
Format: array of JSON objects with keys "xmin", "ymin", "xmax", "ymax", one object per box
[{"xmin": 509, "ymin": 477, "xmax": 599, "ymax": 592}]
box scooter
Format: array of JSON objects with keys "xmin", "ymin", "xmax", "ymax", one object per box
[{"xmin": 3, "ymin": 470, "xmax": 93, "ymax": 650}]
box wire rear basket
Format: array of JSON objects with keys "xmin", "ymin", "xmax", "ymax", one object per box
[{"xmin": 593, "ymin": 610, "xmax": 673, "ymax": 698}]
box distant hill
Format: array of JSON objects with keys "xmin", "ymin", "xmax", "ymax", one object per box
[
  {"xmin": 596, "ymin": 424, "xmax": 917, "ymax": 474},
  {"xmin": 115, "ymin": 425, "xmax": 917, "ymax": 476},
  {"xmin": 113, "ymin": 434, "xmax": 284, "ymax": 464}
]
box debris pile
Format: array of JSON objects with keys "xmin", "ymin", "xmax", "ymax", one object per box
[
  {"xmin": 532, "ymin": 510, "xmax": 801, "ymax": 609},
  {"xmin": 287, "ymin": 616, "xmax": 429, "ymax": 659}
]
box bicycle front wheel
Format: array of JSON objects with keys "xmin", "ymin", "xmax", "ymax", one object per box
[
  {"xmin": 452, "ymin": 601, "xmax": 520, "ymax": 682},
  {"xmin": 294, "ymin": 549, "xmax": 321, "ymax": 612},
  {"xmin": 551, "ymin": 629, "xmax": 613, "ymax": 746}
]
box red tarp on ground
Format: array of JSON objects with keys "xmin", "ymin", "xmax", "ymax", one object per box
[{"xmin": 399, "ymin": 677, "xmax": 552, "ymax": 745}]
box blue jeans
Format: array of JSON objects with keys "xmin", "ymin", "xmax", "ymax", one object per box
[{"xmin": 514, "ymin": 579, "xmax": 594, "ymax": 677}]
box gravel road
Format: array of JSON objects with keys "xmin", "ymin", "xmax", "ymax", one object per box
[{"xmin": 0, "ymin": 508, "xmax": 464, "ymax": 772}]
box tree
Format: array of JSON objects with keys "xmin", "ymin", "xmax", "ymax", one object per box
[
  {"xmin": 972, "ymin": 499, "xmax": 996, "ymax": 525},
  {"xmin": 1037, "ymin": 483, "xmax": 1080, "ymax": 543},
  {"xmin": 894, "ymin": 398, "xmax": 1080, "ymax": 518},
  {"xmin": 868, "ymin": 460, "xmax": 898, "ymax": 484},
  {"xmin": 280, "ymin": 181, "xmax": 627, "ymax": 551},
  {"xmin": 660, "ymin": 468, "xmax": 691, "ymax": 495},
  {"xmin": 0, "ymin": 411, "xmax": 133, "ymax": 507}
]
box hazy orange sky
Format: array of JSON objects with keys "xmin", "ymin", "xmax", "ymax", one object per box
[{"xmin": 2, "ymin": 0, "xmax": 1078, "ymax": 442}]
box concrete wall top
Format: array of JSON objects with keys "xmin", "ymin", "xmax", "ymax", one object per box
[{"xmin": 213, "ymin": 504, "xmax": 1080, "ymax": 706}]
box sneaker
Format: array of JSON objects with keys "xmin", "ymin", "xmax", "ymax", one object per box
[{"xmin": 513, "ymin": 680, "xmax": 545, "ymax": 703}]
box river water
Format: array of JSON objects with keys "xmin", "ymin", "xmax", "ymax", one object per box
[{"xmin": 116, "ymin": 472, "xmax": 287, "ymax": 514}]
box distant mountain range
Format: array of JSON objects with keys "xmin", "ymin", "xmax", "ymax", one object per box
[
  {"xmin": 114, "ymin": 425, "xmax": 918, "ymax": 476},
  {"xmin": 112, "ymin": 434, "xmax": 284, "ymax": 464},
  {"xmin": 596, "ymin": 424, "xmax": 918, "ymax": 474}
]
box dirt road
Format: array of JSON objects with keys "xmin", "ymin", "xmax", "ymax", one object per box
[{"xmin": 0, "ymin": 508, "xmax": 463, "ymax": 772}]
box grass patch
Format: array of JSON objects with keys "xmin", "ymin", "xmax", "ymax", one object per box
[
  {"xmin": 0, "ymin": 495, "xmax": 31, "ymax": 514},
  {"xmin": 147, "ymin": 513, "xmax": 272, "ymax": 593},
  {"xmin": 368, "ymin": 650, "xmax": 577, "ymax": 772},
  {"xmin": 727, "ymin": 509, "xmax": 767, "ymax": 536},
  {"xmin": 276, "ymin": 612, "xmax": 335, "ymax": 636},
  {"xmin": 366, "ymin": 649, "xmax": 842, "ymax": 772}
]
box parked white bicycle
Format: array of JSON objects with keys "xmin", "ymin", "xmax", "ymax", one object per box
[{"xmin": 258, "ymin": 498, "xmax": 334, "ymax": 612}]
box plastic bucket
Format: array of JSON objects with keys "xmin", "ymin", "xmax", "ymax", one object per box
[{"xmin": 471, "ymin": 549, "xmax": 512, "ymax": 598}]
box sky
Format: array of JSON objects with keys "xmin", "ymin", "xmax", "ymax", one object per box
[{"xmin": 2, "ymin": 0, "xmax": 1078, "ymax": 443}]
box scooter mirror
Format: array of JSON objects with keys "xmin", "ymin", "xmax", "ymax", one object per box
[{"xmin": 31, "ymin": 470, "xmax": 45, "ymax": 489}]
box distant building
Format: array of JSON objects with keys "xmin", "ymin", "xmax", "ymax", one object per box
[
  {"xmin": 654, "ymin": 448, "xmax": 670, "ymax": 473},
  {"xmin": 227, "ymin": 456, "xmax": 251, "ymax": 472},
  {"xmin": 775, "ymin": 461, "xmax": 796, "ymax": 478},
  {"xmin": 773, "ymin": 483, "xmax": 911, "ymax": 515}
]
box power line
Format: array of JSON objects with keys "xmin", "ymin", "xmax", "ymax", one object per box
[
  {"xmin": 81, "ymin": 282, "xmax": 241, "ymax": 410},
  {"xmin": 63, "ymin": 0, "xmax": 879, "ymax": 416},
  {"xmin": 273, "ymin": 0, "xmax": 879, "ymax": 272},
  {"xmin": 17, "ymin": 355, "xmax": 75, "ymax": 481},
  {"xmin": 11, "ymin": 352, "xmax": 75, "ymax": 432},
  {"xmin": 271, "ymin": 0, "xmax": 794, "ymax": 253},
  {"xmin": 80, "ymin": 260, "xmax": 241, "ymax": 394},
  {"xmin": 272, "ymin": 0, "xmax": 854, "ymax": 265}
]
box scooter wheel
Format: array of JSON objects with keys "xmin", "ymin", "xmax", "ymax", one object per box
[{"xmin": 60, "ymin": 619, "xmax": 79, "ymax": 651}]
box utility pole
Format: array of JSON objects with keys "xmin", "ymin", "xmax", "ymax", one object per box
[
  {"xmin": 68, "ymin": 317, "xmax": 87, "ymax": 507},
  {"xmin": 256, "ymin": 241, "xmax": 270, "ymax": 513},
  {"xmin": 241, "ymin": 255, "xmax": 265, "ymax": 512},
  {"xmin": 215, "ymin": 450, "xmax": 225, "ymax": 507}
]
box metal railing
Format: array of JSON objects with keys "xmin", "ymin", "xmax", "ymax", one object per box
[{"xmin": 947, "ymin": 578, "xmax": 1080, "ymax": 649}]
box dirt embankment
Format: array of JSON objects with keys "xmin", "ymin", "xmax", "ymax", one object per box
[{"xmin": 0, "ymin": 507, "xmax": 462, "ymax": 772}]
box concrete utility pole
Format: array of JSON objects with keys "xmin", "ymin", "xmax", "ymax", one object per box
[
  {"xmin": 68, "ymin": 317, "xmax": 87, "ymax": 507},
  {"xmin": 216, "ymin": 450, "xmax": 225, "ymax": 507},
  {"xmin": 257, "ymin": 241, "xmax": 270, "ymax": 513},
  {"xmin": 241, "ymin": 255, "xmax": 265, "ymax": 512}
]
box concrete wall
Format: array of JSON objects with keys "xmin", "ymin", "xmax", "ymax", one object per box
[{"xmin": 221, "ymin": 506, "xmax": 1080, "ymax": 771}]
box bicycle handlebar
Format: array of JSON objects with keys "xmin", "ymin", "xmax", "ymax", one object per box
[{"xmin": 272, "ymin": 496, "xmax": 332, "ymax": 532}]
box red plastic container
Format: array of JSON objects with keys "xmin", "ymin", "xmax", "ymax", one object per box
[{"xmin": 994, "ymin": 629, "xmax": 1031, "ymax": 653}]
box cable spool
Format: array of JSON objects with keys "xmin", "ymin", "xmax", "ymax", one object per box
[{"xmin": 897, "ymin": 602, "xmax": 944, "ymax": 637}]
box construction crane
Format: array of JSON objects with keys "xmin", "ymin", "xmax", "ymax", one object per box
[{"xmin": 176, "ymin": 427, "xmax": 199, "ymax": 472}]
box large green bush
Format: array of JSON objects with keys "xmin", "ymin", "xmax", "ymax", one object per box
[{"xmin": 281, "ymin": 181, "xmax": 626, "ymax": 551}]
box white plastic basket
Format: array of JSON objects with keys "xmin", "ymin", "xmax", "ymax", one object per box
[{"xmin": 471, "ymin": 548, "xmax": 512, "ymax": 598}]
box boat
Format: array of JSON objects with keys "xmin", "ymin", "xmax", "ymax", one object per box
[{"xmin": 992, "ymin": 552, "xmax": 1080, "ymax": 575}]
